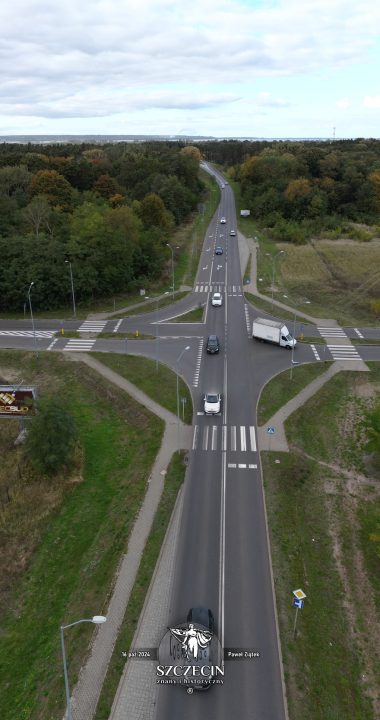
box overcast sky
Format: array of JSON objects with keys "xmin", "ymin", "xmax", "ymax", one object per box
[{"xmin": 1, "ymin": 0, "xmax": 379, "ymax": 138}]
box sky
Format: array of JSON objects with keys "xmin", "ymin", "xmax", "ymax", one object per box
[{"xmin": 1, "ymin": 0, "xmax": 380, "ymax": 138}]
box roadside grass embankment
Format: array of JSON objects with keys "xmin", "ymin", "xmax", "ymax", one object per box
[
  {"xmin": 94, "ymin": 450, "xmax": 186, "ymax": 720},
  {"xmin": 261, "ymin": 366, "xmax": 380, "ymax": 720},
  {"xmin": 168, "ymin": 304, "xmax": 205, "ymax": 323},
  {"xmin": 92, "ymin": 353, "xmax": 193, "ymax": 425},
  {"xmin": 0, "ymin": 350, "xmax": 164, "ymax": 720},
  {"xmin": 257, "ymin": 362, "xmax": 332, "ymax": 426}
]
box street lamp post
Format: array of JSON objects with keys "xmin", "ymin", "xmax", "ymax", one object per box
[
  {"xmin": 283, "ymin": 295, "xmax": 310, "ymax": 379},
  {"xmin": 65, "ymin": 260, "xmax": 76, "ymax": 318},
  {"xmin": 27, "ymin": 282, "xmax": 37, "ymax": 355},
  {"xmin": 176, "ymin": 346, "xmax": 190, "ymax": 453},
  {"xmin": 60, "ymin": 615, "xmax": 106, "ymax": 720},
  {"xmin": 166, "ymin": 244, "xmax": 175, "ymax": 300},
  {"xmin": 266, "ymin": 250, "xmax": 285, "ymax": 307}
]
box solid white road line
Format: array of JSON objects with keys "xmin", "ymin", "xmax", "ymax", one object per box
[
  {"xmin": 211, "ymin": 426, "xmax": 217, "ymax": 451},
  {"xmin": 240, "ymin": 425, "xmax": 246, "ymax": 452},
  {"xmin": 231, "ymin": 426, "xmax": 236, "ymax": 451},
  {"xmin": 249, "ymin": 426, "xmax": 256, "ymax": 452}
]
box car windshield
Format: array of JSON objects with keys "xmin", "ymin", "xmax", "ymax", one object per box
[
  {"xmin": 213, "ymin": 294, "xmax": 221, "ymax": 299},
  {"xmin": 206, "ymin": 394, "xmax": 218, "ymax": 403}
]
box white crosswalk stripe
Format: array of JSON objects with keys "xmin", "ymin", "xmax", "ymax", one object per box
[
  {"xmin": 192, "ymin": 425, "xmax": 257, "ymax": 452},
  {"xmin": 77, "ymin": 320, "xmax": 106, "ymax": 333},
  {"xmin": 63, "ymin": 339, "xmax": 96, "ymax": 351},
  {"xmin": 327, "ymin": 344, "xmax": 361, "ymax": 360},
  {"xmin": 0, "ymin": 330, "xmax": 55, "ymax": 338},
  {"xmin": 244, "ymin": 304, "xmax": 251, "ymax": 336},
  {"xmin": 193, "ymin": 338, "xmax": 204, "ymax": 387},
  {"xmin": 310, "ymin": 344, "xmax": 321, "ymax": 361},
  {"xmin": 317, "ymin": 326, "xmax": 347, "ymax": 338}
]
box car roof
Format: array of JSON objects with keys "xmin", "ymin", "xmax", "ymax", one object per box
[
  {"xmin": 208, "ymin": 334, "xmax": 218, "ymax": 340},
  {"xmin": 186, "ymin": 607, "xmax": 214, "ymax": 630}
]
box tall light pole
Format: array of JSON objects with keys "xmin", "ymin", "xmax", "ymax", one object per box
[
  {"xmin": 283, "ymin": 295, "xmax": 310, "ymax": 379},
  {"xmin": 27, "ymin": 281, "xmax": 37, "ymax": 355},
  {"xmin": 266, "ymin": 250, "xmax": 285, "ymax": 307},
  {"xmin": 176, "ymin": 346, "xmax": 190, "ymax": 452},
  {"xmin": 60, "ymin": 615, "xmax": 106, "ymax": 720},
  {"xmin": 166, "ymin": 243, "xmax": 175, "ymax": 300},
  {"xmin": 65, "ymin": 259, "xmax": 76, "ymax": 318}
]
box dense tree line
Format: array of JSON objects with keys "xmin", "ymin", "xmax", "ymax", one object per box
[
  {"xmin": 197, "ymin": 139, "xmax": 380, "ymax": 242},
  {"xmin": 0, "ymin": 142, "xmax": 203, "ymax": 311}
]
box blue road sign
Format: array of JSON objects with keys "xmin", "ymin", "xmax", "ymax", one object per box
[
  {"xmin": 267, "ymin": 427, "xmax": 275, "ymax": 434},
  {"xmin": 292, "ymin": 598, "xmax": 304, "ymax": 609}
]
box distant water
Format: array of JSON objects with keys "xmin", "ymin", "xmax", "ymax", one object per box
[{"xmin": 0, "ymin": 134, "xmax": 337, "ymax": 145}]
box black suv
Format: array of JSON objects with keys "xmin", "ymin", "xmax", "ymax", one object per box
[{"xmin": 206, "ymin": 335, "xmax": 220, "ymax": 353}]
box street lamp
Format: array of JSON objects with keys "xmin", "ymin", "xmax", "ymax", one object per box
[
  {"xmin": 176, "ymin": 346, "xmax": 190, "ymax": 452},
  {"xmin": 27, "ymin": 281, "xmax": 37, "ymax": 355},
  {"xmin": 283, "ymin": 295, "xmax": 309, "ymax": 379},
  {"xmin": 60, "ymin": 615, "xmax": 107, "ymax": 720},
  {"xmin": 166, "ymin": 243, "xmax": 175, "ymax": 300},
  {"xmin": 65, "ymin": 260, "xmax": 76, "ymax": 318},
  {"xmin": 266, "ymin": 250, "xmax": 285, "ymax": 307}
]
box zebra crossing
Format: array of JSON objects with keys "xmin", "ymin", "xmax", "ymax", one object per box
[
  {"xmin": 194, "ymin": 284, "xmax": 242, "ymax": 295},
  {"xmin": 244, "ymin": 305, "xmax": 251, "ymax": 336},
  {"xmin": 77, "ymin": 320, "xmax": 107, "ymax": 333},
  {"xmin": 195, "ymin": 284, "xmax": 224, "ymax": 293},
  {"xmin": 0, "ymin": 330, "xmax": 55, "ymax": 338},
  {"xmin": 192, "ymin": 424, "xmax": 257, "ymax": 452},
  {"xmin": 317, "ymin": 326, "xmax": 361, "ymax": 360},
  {"xmin": 193, "ymin": 338, "xmax": 204, "ymax": 387},
  {"xmin": 63, "ymin": 338, "xmax": 96, "ymax": 352}
]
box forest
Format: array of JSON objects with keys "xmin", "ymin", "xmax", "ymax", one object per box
[
  {"xmin": 0, "ymin": 141, "xmax": 203, "ymax": 311},
  {"xmin": 197, "ymin": 138, "xmax": 380, "ymax": 243}
]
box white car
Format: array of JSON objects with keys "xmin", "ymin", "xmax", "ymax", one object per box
[
  {"xmin": 203, "ymin": 392, "xmax": 222, "ymax": 415},
  {"xmin": 221, "ymin": 183, "xmax": 225, "ymax": 188},
  {"xmin": 211, "ymin": 292, "xmax": 223, "ymax": 306},
  {"xmin": 220, "ymin": 217, "xmax": 226, "ymax": 224},
  {"xmin": 230, "ymin": 229, "xmax": 236, "ymax": 236}
]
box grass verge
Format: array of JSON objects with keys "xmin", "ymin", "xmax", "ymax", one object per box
[
  {"xmin": 168, "ymin": 305, "xmax": 205, "ymax": 323},
  {"xmin": 257, "ymin": 362, "xmax": 332, "ymax": 425},
  {"xmin": 92, "ymin": 353, "xmax": 193, "ymax": 425},
  {"xmin": 94, "ymin": 450, "xmax": 186, "ymax": 720},
  {"xmin": 261, "ymin": 366, "xmax": 380, "ymax": 719},
  {"xmin": 0, "ymin": 351, "xmax": 164, "ymax": 720}
]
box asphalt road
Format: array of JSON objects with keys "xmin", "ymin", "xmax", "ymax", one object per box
[{"xmin": 2, "ymin": 165, "xmax": 380, "ymax": 718}]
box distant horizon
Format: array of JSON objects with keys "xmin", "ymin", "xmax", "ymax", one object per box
[{"xmin": 1, "ymin": 133, "xmax": 377, "ymax": 144}]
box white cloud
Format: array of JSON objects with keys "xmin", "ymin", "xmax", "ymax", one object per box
[
  {"xmin": 363, "ymin": 96, "xmax": 380, "ymax": 108},
  {"xmin": 336, "ymin": 98, "xmax": 350, "ymax": 109},
  {"xmin": 0, "ymin": 0, "xmax": 379, "ymax": 130}
]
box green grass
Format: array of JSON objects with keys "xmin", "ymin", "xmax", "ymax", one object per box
[
  {"xmin": 257, "ymin": 362, "xmax": 333, "ymax": 426},
  {"xmin": 94, "ymin": 450, "xmax": 186, "ymax": 720},
  {"xmin": 0, "ymin": 351, "xmax": 164, "ymax": 720},
  {"xmin": 285, "ymin": 371, "xmax": 368, "ymax": 472},
  {"xmin": 244, "ymin": 291, "xmax": 306, "ymax": 323},
  {"xmin": 263, "ymin": 452, "xmax": 373, "ymax": 720},
  {"xmin": 168, "ymin": 304, "xmax": 205, "ymax": 322},
  {"xmin": 92, "ymin": 353, "xmax": 193, "ymax": 424}
]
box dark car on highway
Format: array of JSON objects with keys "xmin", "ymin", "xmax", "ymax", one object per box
[
  {"xmin": 206, "ymin": 335, "xmax": 220, "ymax": 353},
  {"xmin": 215, "ymin": 246, "xmax": 223, "ymax": 255}
]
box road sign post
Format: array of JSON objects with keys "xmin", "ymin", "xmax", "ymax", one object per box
[
  {"xmin": 267, "ymin": 426, "xmax": 275, "ymax": 451},
  {"xmin": 292, "ymin": 589, "xmax": 306, "ymax": 639}
]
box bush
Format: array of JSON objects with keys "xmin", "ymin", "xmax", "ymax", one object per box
[{"xmin": 25, "ymin": 397, "xmax": 78, "ymax": 475}]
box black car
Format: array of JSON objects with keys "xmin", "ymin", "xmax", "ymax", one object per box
[
  {"xmin": 215, "ymin": 246, "xmax": 223, "ymax": 255},
  {"xmin": 186, "ymin": 607, "xmax": 215, "ymax": 690},
  {"xmin": 206, "ymin": 335, "xmax": 220, "ymax": 353}
]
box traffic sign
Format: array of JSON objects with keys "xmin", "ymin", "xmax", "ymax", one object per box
[
  {"xmin": 267, "ymin": 427, "xmax": 275, "ymax": 434},
  {"xmin": 292, "ymin": 598, "xmax": 304, "ymax": 609},
  {"xmin": 292, "ymin": 588, "xmax": 306, "ymax": 600}
]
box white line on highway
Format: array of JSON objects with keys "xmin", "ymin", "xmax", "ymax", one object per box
[
  {"xmin": 231, "ymin": 426, "xmax": 236, "ymax": 451},
  {"xmin": 47, "ymin": 338, "xmax": 58, "ymax": 351},
  {"xmin": 228, "ymin": 463, "xmax": 236, "ymax": 468},
  {"xmin": 248, "ymin": 464, "xmax": 257, "ymax": 469},
  {"xmin": 354, "ymin": 327, "xmax": 364, "ymax": 338},
  {"xmin": 222, "ymin": 425, "xmax": 227, "ymax": 451},
  {"xmin": 113, "ymin": 319, "xmax": 122, "ymax": 333},
  {"xmin": 192, "ymin": 426, "xmax": 199, "ymax": 450},
  {"xmin": 238, "ymin": 463, "xmax": 246, "ymax": 468},
  {"xmin": 240, "ymin": 426, "xmax": 246, "ymax": 451},
  {"xmin": 249, "ymin": 426, "xmax": 256, "ymax": 451},
  {"xmin": 211, "ymin": 426, "xmax": 217, "ymax": 451},
  {"xmin": 202, "ymin": 426, "xmax": 209, "ymax": 451}
]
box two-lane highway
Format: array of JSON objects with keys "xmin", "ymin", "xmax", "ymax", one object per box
[{"xmin": 155, "ymin": 167, "xmax": 287, "ymax": 719}]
